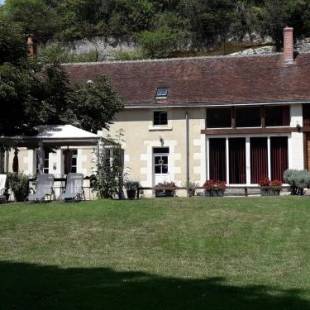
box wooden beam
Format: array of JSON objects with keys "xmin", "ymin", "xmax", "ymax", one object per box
[{"xmin": 201, "ymin": 127, "xmax": 300, "ymax": 135}]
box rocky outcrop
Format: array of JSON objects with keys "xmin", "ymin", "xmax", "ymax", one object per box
[{"xmin": 230, "ymin": 38, "xmax": 310, "ymax": 56}]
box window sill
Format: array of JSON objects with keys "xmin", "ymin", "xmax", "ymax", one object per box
[{"xmin": 149, "ymin": 125, "xmax": 173, "ymax": 131}]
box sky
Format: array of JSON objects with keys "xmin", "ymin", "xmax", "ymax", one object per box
[{"xmin": 0, "ymin": 0, "xmax": 4, "ymax": 4}]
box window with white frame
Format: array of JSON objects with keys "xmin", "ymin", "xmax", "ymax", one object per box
[
  {"xmin": 208, "ymin": 136, "xmax": 288, "ymax": 184},
  {"xmin": 36, "ymin": 148, "xmax": 50, "ymax": 174},
  {"xmin": 64, "ymin": 149, "xmax": 78, "ymax": 174},
  {"xmin": 43, "ymin": 151, "xmax": 49, "ymax": 174},
  {"xmin": 71, "ymin": 150, "xmax": 78, "ymax": 173},
  {"xmin": 153, "ymin": 147, "xmax": 169, "ymax": 174}
]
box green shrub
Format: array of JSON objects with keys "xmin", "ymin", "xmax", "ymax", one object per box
[
  {"xmin": 7, "ymin": 173, "xmax": 29, "ymax": 201},
  {"xmin": 112, "ymin": 49, "xmax": 144, "ymax": 61},
  {"xmin": 93, "ymin": 135, "xmax": 125, "ymax": 199},
  {"xmin": 39, "ymin": 42, "xmax": 99, "ymax": 63},
  {"xmin": 137, "ymin": 27, "xmax": 184, "ymax": 58},
  {"xmin": 283, "ymin": 169, "xmax": 310, "ymax": 195}
]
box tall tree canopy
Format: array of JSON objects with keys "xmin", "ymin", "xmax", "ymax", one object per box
[{"xmin": 0, "ymin": 20, "xmax": 123, "ymax": 137}]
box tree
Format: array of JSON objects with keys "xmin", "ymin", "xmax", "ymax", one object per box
[
  {"xmin": 0, "ymin": 20, "xmax": 26, "ymax": 64},
  {"xmin": 70, "ymin": 76, "xmax": 124, "ymax": 132},
  {"xmin": 0, "ymin": 22, "xmax": 124, "ymax": 138},
  {"xmin": 178, "ymin": 0, "xmax": 236, "ymax": 50},
  {"xmin": 106, "ymin": 0, "xmax": 155, "ymax": 42},
  {"xmin": 0, "ymin": 62, "xmax": 123, "ymax": 136},
  {"xmin": 3, "ymin": 0, "xmax": 60, "ymax": 43},
  {"xmin": 231, "ymin": 1, "xmax": 261, "ymax": 41},
  {"xmin": 259, "ymin": 0, "xmax": 310, "ymax": 51},
  {"xmin": 137, "ymin": 27, "xmax": 183, "ymax": 58}
]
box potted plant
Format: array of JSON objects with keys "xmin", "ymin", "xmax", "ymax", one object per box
[
  {"xmin": 187, "ymin": 182, "xmax": 199, "ymax": 197},
  {"xmin": 203, "ymin": 180, "xmax": 226, "ymax": 197},
  {"xmin": 284, "ymin": 169, "xmax": 310, "ymax": 195},
  {"xmin": 259, "ymin": 177, "xmax": 271, "ymax": 196},
  {"xmin": 155, "ymin": 182, "xmax": 176, "ymax": 197},
  {"xmin": 270, "ymin": 180, "xmax": 282, "ymax": 196},
  {"xmin": 124, "ymin": 181, "xmax": 140, "ymax": 200},
  {"xmin": 204, "ymin": 180, "xmax": 214, "ymax": 197}
]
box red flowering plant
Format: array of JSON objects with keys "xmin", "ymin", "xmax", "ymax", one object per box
[
  {"xmin": 259, "ymin": 178, "xmax": 282, "ymax": 196},
  {"xmin": 215, "ymin": 180, "xmax": 227, "ymax": 191},
  {"xmin": 203, "ymin": 180, "xmax": 226, "ymax": 196},
  {"xmin": 203, "ymin": 180, "xmax": 216, "ymax": 191},
  {"xmin": 270, "ymin": 180, "xmax": 282, "ymax": 188},
  {"xmin": 258, "ymin": 177, "xmax": 270, "ymax": 187}
]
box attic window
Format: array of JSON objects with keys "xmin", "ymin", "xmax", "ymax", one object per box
[{"xmin": 156, "ymin": 87, "xmax": 168, "ymax": 99}]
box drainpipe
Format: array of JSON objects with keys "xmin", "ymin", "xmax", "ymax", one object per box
[{"xmin": 185, "ymin": 111, "xmax": 190, "ymax": 197}]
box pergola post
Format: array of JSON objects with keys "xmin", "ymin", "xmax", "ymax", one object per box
[
  {"xmin": 37, "ymin": 141, "xmax": 45, "ymax": 174},
  {"xmin": 0, "ymin": 148, "xmax": 4, "ymax": 173},
  {"xmin": 5, "ymin": 150, "xmax": 9, "ymax": 173}
]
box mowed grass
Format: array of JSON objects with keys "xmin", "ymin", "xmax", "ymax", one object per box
[{"xmin": 1, "ymin": 197, "xmax": 310, "ymax": 309}]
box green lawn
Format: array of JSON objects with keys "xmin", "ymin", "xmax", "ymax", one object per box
[{"xmin": 1, "ymin": 197, "xmax": 310, "ymax": 309}]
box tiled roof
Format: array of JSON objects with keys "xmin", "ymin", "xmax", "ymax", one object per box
[{"xmin": 64, "ymin": 53, "xmax": 310, "ymax": 107}]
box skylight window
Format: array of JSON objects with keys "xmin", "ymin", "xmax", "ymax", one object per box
[{"xmin": 156, "ymin": 87, "xmax": 168, "ymax": 98}]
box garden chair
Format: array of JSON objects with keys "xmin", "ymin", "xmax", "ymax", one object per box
[
  {"xmin": 61, "ymin": 173, "xmax": 85, "ymax": 202},
  {"xmin": 0, "ymin": 174, "xmax": 7, "ymax": 203},
  {"xmin": 28, "ymin": 174, "xmax": 55, "ymax": 202}
]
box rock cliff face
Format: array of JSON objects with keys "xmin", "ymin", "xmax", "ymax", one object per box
[
  {"xmin": 296, "ymin": 38, "xmax": 310, "ymax": 53},
  {"xmin": 230, "ymin": 39, "xmax": 310, "ymax": 56},
  {"xmin": 64, "ymin": 36, "xmax": 310, "ymax": 61},
  {"xmin": 230, "ymin": 45, "xmax": 275, "ymax": 56},
  {"xmin": 66, "ymin": 37, "xmax": 136, "ymax": 61}
]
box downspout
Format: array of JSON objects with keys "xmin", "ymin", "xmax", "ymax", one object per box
[{"xmin": 186, "ymin": 111, "xmax": 190, "ymax": 197}]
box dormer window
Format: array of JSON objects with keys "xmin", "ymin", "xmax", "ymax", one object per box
[{"xmin": 156, "ymin": 87, "xmax": 168, "ymax": 99}]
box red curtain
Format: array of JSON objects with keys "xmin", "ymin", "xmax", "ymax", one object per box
[
  {"xmin": 229, "ymin": 138, "xmax": 246, "ymax": 184},
  {"xmin": 251, "ymin": 138, "xmax": 268, "ymax": 183},
  {"xmin": 209, "ymin": 138, "xmax": 226, "ymax": 181},
  {"xmin": 271, "ymin": 137, "xmax": 288, "ymax": 181}
]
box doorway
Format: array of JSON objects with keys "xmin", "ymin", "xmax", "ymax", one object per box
[{"xmin": 153, "ymin": 147, "xmax": 170, "ymax": 185}]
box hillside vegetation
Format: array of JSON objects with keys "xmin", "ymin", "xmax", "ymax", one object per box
[{"xmin": 1, "ymin": 0, "xmax": 310, "ymax": 60}]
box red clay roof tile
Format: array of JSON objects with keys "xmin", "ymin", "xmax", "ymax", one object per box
[{"xmin": 64, "ymin": 53, "xmax": 310, "ymax": 107}]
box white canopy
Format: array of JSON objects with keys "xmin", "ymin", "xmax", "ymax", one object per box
[
  {"xmin": 36, "ymin": 125, "xmax": 98, "ymax": 140},
  {"xmin": 0, "ymin": 125, "xmax": 99, "ymax": 147}
]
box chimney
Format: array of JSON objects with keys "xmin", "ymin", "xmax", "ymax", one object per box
[
  {"xmin": 26, "ymin": 35, "xmax": 37, "ymax": 58},
  {"xmin": 283, "ymin": 26, "xmax": 294, "ymax": 64}
]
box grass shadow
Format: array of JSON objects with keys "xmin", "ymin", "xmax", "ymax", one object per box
[{"xmin": 1, "ymin": 261, "xmax": 309, "ymax": 309}]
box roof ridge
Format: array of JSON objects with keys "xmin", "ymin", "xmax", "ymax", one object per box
[{"xmin": 62, "ymin": 52, "xmax": 284, "ymax": 66}]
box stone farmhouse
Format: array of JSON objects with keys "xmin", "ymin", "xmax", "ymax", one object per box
[{"xmin": 2, "ymin": 27, "xmax": 310, "ymax": 197}]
